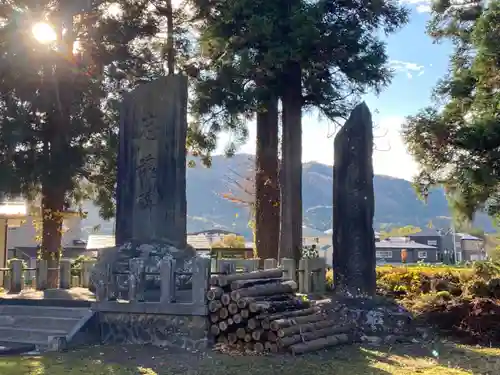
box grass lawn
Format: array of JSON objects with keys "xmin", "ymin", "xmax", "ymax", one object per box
[{"xmin": 1, "ymin": 342, "xmax": 500, "ymax": 375}]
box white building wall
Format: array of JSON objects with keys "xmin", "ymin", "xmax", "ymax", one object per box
[{"xmin": 7, "ymin": 215, "xmax": 84, "ymax": 249}]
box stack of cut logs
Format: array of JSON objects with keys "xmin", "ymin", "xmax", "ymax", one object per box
[{"xmin": 207, "ymin": 268, "xmax": 353, "ymax": 355}]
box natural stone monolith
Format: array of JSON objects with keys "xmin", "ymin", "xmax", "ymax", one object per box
[{"xmin": 332, "ymin": 102, "xmax": 376, "ymax": 296}]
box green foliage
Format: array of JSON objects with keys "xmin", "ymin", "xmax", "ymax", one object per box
[
  {"xmin": 403, "ymin": 0, "xmax": 500, "ymax": 223},
  {"xmin": 211, "ymin": 234, "xmax": 246, "ymax": 248},
  {"xmin": 189, "ymin": 0, "xmax": 409, "ymax": 127},
  {"xmin": 301, "ymin": 245, "xmax": 319, "ymax": 259},
  {"xmin": 71, "ymin": 255, "xmax": 93, "ymax": 277},
  {"xmin": 379, "ymin": 225, "xmax": 422, "ymax": 239}
]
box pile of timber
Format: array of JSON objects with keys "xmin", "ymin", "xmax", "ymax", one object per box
[{"xmin": 207, "ymin": 268, "xmax": 353, "ymax": 355}]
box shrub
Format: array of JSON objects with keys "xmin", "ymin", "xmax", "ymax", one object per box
[
  {"xmin": 71, "ymin": 255, "xmax": 93, "ymax": 277},
  {"xmin": 326, "ymin": 268, "xmax": 333, "ymax": 291}
]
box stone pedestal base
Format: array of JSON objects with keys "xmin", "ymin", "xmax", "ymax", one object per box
[{"xmin": 99, "ymin": 313, "xmax": 208, "ymax": 351}]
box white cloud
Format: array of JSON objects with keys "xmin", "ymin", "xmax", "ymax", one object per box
[
  {"xmin": 389, "ymin": 59, "xmax": 425, "ymax": 79},
  {"xmin": 399, "ymin": 0, "xmax": 485, "ymax": 13},
  {"xmin": 416, "ymin": 4, "xmax": 432, "ymax": 12}
]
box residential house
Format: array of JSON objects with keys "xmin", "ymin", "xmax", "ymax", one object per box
[
  {"xmin": 460, "ymin": 233, "xmax": 485, "ymax": 261},
  {"xmin": 441, "ymin": 233, "xmax": 485, "ymax": 262},
  {"xmin": 304, "ymin": 227, "xmax": 333, "ymax": 266},
  {"xmin": 408, "ymin": 229, "xmax": 443, "ymax": 256},
  {"xmin": 376, "ymin": 237, "xmax": 439, "ymax": 264}
]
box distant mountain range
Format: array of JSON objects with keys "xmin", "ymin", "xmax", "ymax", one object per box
[{"xmin": 80, "ymin": 154, "xmax": 494, "ymax": 239}]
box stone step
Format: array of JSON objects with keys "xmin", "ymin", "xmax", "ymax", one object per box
[
  {"xmin": 0, "ymin": 315, "xmax": 80, "ymax": 332},
  {"xmin": 0, "ymin": 305, "xmax": 90, "ymax": 319},
  {"xmin": 0, "ymin": 342, "xmax": 36, "ymax": 355},
  {"xmin": 0, "ymin": 327, "xmax": 68, "ymax": 345}
]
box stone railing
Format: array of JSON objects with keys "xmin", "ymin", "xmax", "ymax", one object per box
[
  {"xmin": 214, "ymin": 257, "xmax": 327, "ymax": 294},
  {"xmin": 0, "ymin": 258, "xmax": 96, "ymax": 294},
  {"xmin": 92, "ymin": 256, "xmax": 211, "ymax": 316}
]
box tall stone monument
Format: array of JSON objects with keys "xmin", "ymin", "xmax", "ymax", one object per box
[
  {"xmin": 91, "ymin": 75, "xmax": 196, "ymax": 300},
  {"xmin": 116, "ymin": 75, "xmax": 187, "ymax": 247},
  {"xmin": 332, "ymin": 102, "xmax": 376, "ymax": 296}
]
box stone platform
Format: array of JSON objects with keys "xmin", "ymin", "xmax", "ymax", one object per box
[{"xmin": 99, "ymin": 312, "xmax": 208, "ymax": 351}]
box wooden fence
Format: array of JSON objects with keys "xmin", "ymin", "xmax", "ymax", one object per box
[{"xmin": 0, "ymin": 259, "xmax": 96, "ymax": 294}]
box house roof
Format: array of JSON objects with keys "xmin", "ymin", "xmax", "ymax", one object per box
[
  {"xmin": 188, "ymin": 229, "xmax": 242, "ymax": 236},
  {"xmin": 86, "ymin": 234, "xmax": 213, "ymax": 250},
  {"xmin": 376, "ymin": 240, "xmax": 437, "ymax": 249},
  {"xmin": 12, "ymin": 246, "xmax": 97, "ymax": 259},
  {"xmin": 456, "ymin": 233, "xmax": 481, "ymax": 241}
]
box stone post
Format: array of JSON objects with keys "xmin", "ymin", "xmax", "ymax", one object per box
[
  {"xmin": 59, "ymin": 259, "xmax": 72, "ymax": 289},
  {"xmin": 71, "ymin": 275, "xmax": 80, "ymax": 288},
  {"xmin": 311, "ymin": 257, "xmax": 326, "ymax": 294},
  {"xmin": 239, "ymin": 259, "xmax": 259, "ymax": 272},
  {"xmin": 264, "ymin": 258, "xmax": 278, "ymax": 270},
  {"xmin": 36, "ymin": 259, "xmax": 48, "ymax": 291},
  {"xmin": 332, "ymin": 102, "xmax": 376, "ymax": 296},
  {"xmin": 9, "ymin": 259, "xmax": 23, "ymax": 294},
  {"xmin": 115, "ymin": 75, "xmax": 188, "ymax": 247},
  {"xmin": 81, "ymin": 260, "xmax": 95, "ymax": 288},
  {"xmin": 298, "ymin": 258, "xmax": 312, "ymax": 294},
  {"xmin": 280, "ymin": 258, "xmax": 296, "ymax": 282},
  {"xmin": 191, "ymin": 257, "xmax": 210, "ymax": 306},
  {"xmin": 128, "ymin": 258, "xmax": 145, "ymax": 302},
  {"xmin": 217, "ymin": 260, "xmax": 236, "ymax": 275},
  {"xmin": 160, "ymin": 258, "xmax": 176, "ymax": 304}
]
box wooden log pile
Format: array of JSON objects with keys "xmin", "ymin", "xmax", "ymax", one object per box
[{"xmin": 208, "ymin": 268, "xmax": 353, "ymax": 354}]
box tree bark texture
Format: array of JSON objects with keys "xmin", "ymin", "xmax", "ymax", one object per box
[
  {"xmin": 280, "ymin": 62, "xmax": 303, "ymax": 262},
  {"xmin": 116, "ymin": 75, "xmax": 188, "ymax": 247},
  {"xmin": 40, "ymin": 183, "xmax": 64, "ymax": 288},
  {"xmin": 255, "ymin": 94, "xmax": 280, "ymax": 261}
]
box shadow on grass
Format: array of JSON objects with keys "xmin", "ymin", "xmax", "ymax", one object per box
[{"xmin": 4, "ymin": 341, "xmax": 500, "ymax": 375}]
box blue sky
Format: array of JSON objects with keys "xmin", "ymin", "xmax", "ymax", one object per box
[{"xmin": 216, "ymin": 3, "xmax": 454, "ymax": 182}]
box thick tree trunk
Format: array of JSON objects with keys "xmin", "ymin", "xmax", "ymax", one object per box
[
  {"xmin": 255, "ymin": 94, "xmax": 280, "ymax": 261},
  {"xmin": 40, "ymin": 183, "xmax": 64, "ymax": 288},
  {"xmin": 280, "ymin": 62, "xmax": 303, "ymax": 262}
]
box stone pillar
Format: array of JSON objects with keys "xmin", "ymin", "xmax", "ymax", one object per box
[
  {"xmin": 115, "ymin": 75, "xmax": 188, "ymax": 248},
  {"xmin": 81, "ymin": 260, "xmax": 94, "ymax": 288},
  {"xmin": 36, "ymin": 259, "xmax": 48, "ymax": 291},
  {"xmin": 59, "ymin": 259, "xmax": 72, "ymax": 289},
  {"xmin": 128, "ymin": 258, "xmax": 145, "ymax": 302},
  {"xmin": 191, "ymin": 257, "xmax": 210, "ymax": 306},
  {"xmin": 332, "ymin": 102, "xmax": 376, "ymax": 296},
  {"xmin": 264, "ymin": 258, "xmax": 277, "ymax": 270},
  {"xmin": 9, "ymin": 259, "xmax": 23, "ymax": 294},
  {"xmin": 280, "ymin": 258, "xmax": 296, "ymax": 282},
  {"xmin": 160, "ymin": 258, "xmax": 176, "ymax": 304}
]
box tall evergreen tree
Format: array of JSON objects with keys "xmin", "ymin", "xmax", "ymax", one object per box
[
  {"xmin": 0, "ymin": 1, "xmax": 161, "ymax": 285},
  {"xmin": 189, "ymin": 0, "xmax": 408, "ymax": 261},
  {"xmin": 403, "ymin": 0, "xmax": 500, "ymax": 222}
]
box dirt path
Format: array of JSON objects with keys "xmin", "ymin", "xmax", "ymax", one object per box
[{"xmin": 0, "ymin": 288, "xmax": 95, "ymax": 301}]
